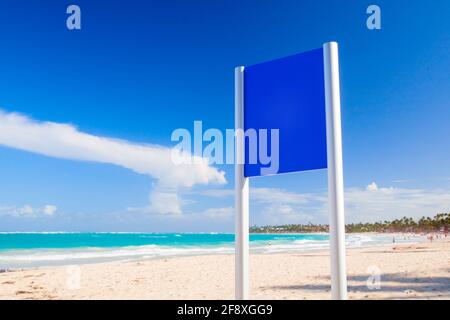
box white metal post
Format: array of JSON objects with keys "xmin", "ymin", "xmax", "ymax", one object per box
[
  {"xmin": 235, "ymin": 66, "xmax": 249, "ymax": 300},
  {"xmin": 323, "ymin": 42, "xmax": 348, "ymax": 300}
]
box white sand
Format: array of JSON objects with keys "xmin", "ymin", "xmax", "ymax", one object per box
[{"xmin": 0, "ymin": 239, "xmax": 449, "ymax": 300}]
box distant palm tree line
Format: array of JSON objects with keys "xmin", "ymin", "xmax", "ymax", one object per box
[{"xmin": 249, "ymin": 213, "xmax": 450, "ymax": 233}]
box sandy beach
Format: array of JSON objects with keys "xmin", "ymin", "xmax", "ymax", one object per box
[{"xmin": 0, "ymin": 238, "xmax": 449, "ymax": 300}]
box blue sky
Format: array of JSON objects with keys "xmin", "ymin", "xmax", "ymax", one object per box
[{"xmin": 0, "ymin": 0, "xmax": 449, "ymax": 232}]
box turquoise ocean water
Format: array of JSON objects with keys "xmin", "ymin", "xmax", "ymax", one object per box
[{"xmin": 0, "ymin": 232, "xmax": 423, "ymax": 269}]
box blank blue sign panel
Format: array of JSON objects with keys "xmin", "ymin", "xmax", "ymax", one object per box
[{"xmin": 244, "ymin": 47, "xmax": 327, "ymax": 177}]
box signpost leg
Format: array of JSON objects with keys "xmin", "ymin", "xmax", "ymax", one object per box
[
  {"xmin": 235, "ymin": 66, "xmax": 249, "ymax": 300},
  {"xmin": 323, "ymin": 42, "xmax": 348, "ymax": 300}
]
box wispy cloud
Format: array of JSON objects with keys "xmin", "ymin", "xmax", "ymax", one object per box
[
  {"xmin": 344, "ymin": 182, "xmax": 450, "ymax": 222},
  {"xmin": 201, "ymin": 207, "xmax": 234, "ymax": 220},
  {"xmin": 0, "ymin": 109, "xmax": 226, "ymax": 215},
  {"xmin": 199, "ymin": 183, "xmax": 450, "ymax": 224},
  {"xmin": 260, "ymin": 203, "xmax": 315, "ymax": 225},
  {"xmin": 251, "ymin": 187, "xmax": 325, "ymax": 205},
  {"xmin": 0, "ymin": 204, "xmax": 58, "ymax": 218},
  {"xmin": 196, "ymin": 187, "xmax": 323, "ymax": 204}
]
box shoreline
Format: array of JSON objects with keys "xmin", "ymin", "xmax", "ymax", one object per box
[
  {"xmin": 0, "ymin": 232, "xmax": 428, "ymax": 270},
  {"xmin": 1, "ymin": 238, "xmax": 448, "ymax": 300},
  {"xmin": 2, "ymin": 234, "xmax": 426, "ymax": 269}
]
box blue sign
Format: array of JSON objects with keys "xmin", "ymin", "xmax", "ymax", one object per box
[{"xmin": 244, "ymin": 47, "xmax": 327, "ymax": 177}]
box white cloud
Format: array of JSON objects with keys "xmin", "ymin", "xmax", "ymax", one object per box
[
  {"xmin": 199, "ymin": 183, "xmax": 450, "ymax": 224},
  {"xmin": 260, "ymin": 203, "xmax": 315, "ymax": 225},
  {"xmin": 196, "ymin": 189, "xmax": 234, "ymax": 198},
  {"xmin": 148, "ymin": 188, "xmax": 182, "ymax": 215},
  {"xmin": 344, "ymin": 183, "xmax": 450, "ymax": 222},
  {"xmin": 366, "ymin": 182, "xmax": 378, "ymax": 191},
  {"xmin": 42, "ymin": 205, "xmax": 57, "ymax": 216},
  {"xmin": 197, "ymin": 187, "xmax": 321, "ymax": 204},
  {"xmin": 0, "ymin": 109, "xmax": 226, "ymax": 215},
  {"xmin": 251, "ymin": 187, "xmax": 324, "ymax": 204},
  {"xmin": 201, "ymin": 207, "xmax": 234, "ymax": 220},
  {"xmin": 0, "ymin": 204, "xmax": 57, "ymax": 218},
  {"xmin": 194, "ymin": 187, "xmax": 325, "ymax": 224},
  {"xmin": 19, "ymin": 204, "xmax": 34, "ymax": 216}
]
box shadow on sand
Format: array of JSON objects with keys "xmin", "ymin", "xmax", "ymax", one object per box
[{"xmin": 263, "ymin": 271, "xmax": 450, "ymax": 299}]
